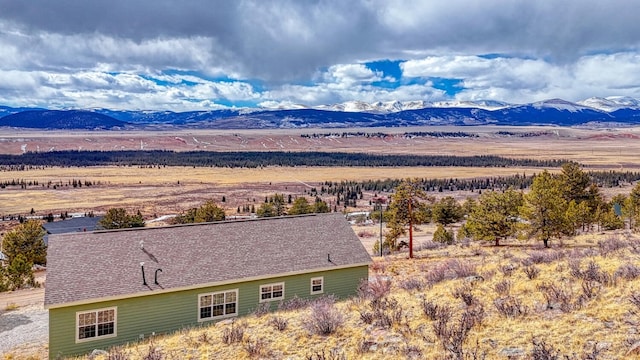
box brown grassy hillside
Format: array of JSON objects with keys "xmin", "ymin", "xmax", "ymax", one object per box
[{"xmin": 58, "ymin": 232, "xmax": 640, "ymax": 360}]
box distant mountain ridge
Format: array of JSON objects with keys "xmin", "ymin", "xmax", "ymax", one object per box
[{"xmin": 0, "ymin": 97, "xmax": 639, "ymax": 130}]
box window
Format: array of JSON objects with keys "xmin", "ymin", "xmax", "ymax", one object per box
[
  {"xmin": 310, "ymin": 277, "xmax": 324, "ymax": 294},
  {"xmin": 76, "ymin": 307, "xmax": 116, "ymax": 342},
  {"xmin": 199, "ymin": 290, "xmax": 238, "ymax": 321},
  {"xmin": 259, "ymin": 282, "xmax": 284, "ymax": 302}
]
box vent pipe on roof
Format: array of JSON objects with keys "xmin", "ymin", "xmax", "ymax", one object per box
[
  {"xmin": 327, "ymin": 253, "xmax": 331, "ymax": 263},
  {"xmin": 141, "ymin": 262, "xmax": 148, "ymax": 286},
  {"xmin": 155, "ymin": 268, "xmax": 162, "ymax": 285}
]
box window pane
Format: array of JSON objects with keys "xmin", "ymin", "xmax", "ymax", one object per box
[
  {"xmin": 79, "ymin": 325, "xmax": 96, "ymax": 339},
  {"xmin": 200, "ymin": 295, "xmax": 212, "ymax": 307},
  {"xmin": 98, "ymin": 323, "xmax": 114, "ymax": 336},
  {"xmin": 213, "ymin": 293, "xmax": 225, "ymax": 304},
  {"xmin": 212, "ymin": 304, "xmax": 224, "ymax": 316},
  {"xmin": 225, "ymin": 303, "xmax": 236, "ymax": 314},
  {"xmin": 200, "ymin": 307, "xmax": 212, "ymax": 319},
  {"xmin": 225, "ymin": 291, "xmax": 236, "ymax": 302},
  {"xmin": 261, "ymin": 292, "xmax": 271, "ymax": 300},
  {"xmin": 273, "ymin": 284, "xmax": 283, "ymax": 291},
  {"xmin": 261, "ymin": 286, "xmax": 271, "ymax": 294},
  {"xmin": 79, "ymin": 312, "xmax": 96, "ymax": 326},
  {"xmin": 98, "ymin": 309, "xmax": 114, "ymax": 323},
  {"xmin": 313, "ymin": 285, "xmax": 322, "ymax": 292}
]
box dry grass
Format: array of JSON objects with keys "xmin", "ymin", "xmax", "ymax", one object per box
[
  {"xmin": 43, "ymin": 231, "xmax": 640, "ymax": 360},
  {"xmin": 0, "ymin": 165, "xmax": 558, "ymax": 216}
]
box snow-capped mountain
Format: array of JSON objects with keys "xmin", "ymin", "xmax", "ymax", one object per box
[
  {"xmin": 578, "ymin": 96, "xmax": 640, "ymax": 112},
  {"xmin": 1, "ymin": 97, "xmax": 640, "ymax": 130}
]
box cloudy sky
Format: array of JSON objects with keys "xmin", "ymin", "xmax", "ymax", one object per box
[{"xmin": 1, "ymin": 0, "xmax": 639, "ymax": 111}]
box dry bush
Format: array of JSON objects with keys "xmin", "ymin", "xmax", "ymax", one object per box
[
  {"xmin": 221, "ymin": 320, "xmax": 245, "ymax": 344},
  {"xmin": 493, "ymin": 279, "xmax": 512, "ymax": 296},
  {"xmin": 493, "ymin": 296, "xmax": 528, "ymax": 318},
  {"xmin": 630, "ymin": 292, "xmax": 640, "ymax": 310},
  {"xmin": 614, "ymin": 262, "xmax": 640, "ymax": 281},
  {"xmin": 433, "ymin": 305, "xmax": 485, "ymax": 359},
  {"xmin": 278, "ymin": 295, "xmax": 311, "ymax": 311},
  {"xmin": 526, "ymin": 250, "xmax": 563, "ymax": 264},
  {"xmin": 357, "ymin": 230, "xmax": 375, "ymax": 238},
  {"xmin": 597, "ymin": 236, "xmax": 627, "ymax": 256},
  {"xmin": 422, "ymin": 298, "xmax": 453, "ymax": 321},
  {"xmin": 366, "ymin": 297, "xmax": 405, "ymax": 328},
  {"xmin": 357, "ymin": 275, "xmax": 391, "ymax": 300},
  {"xmin": 398, "ymin": 277, "xmax": 425, "ymax": 292},
  {"xmin": 302, "ymin": 297, "xmax": 344, "ymax": 335},
  {"xmin": 425, "ymin": 259, "xmax": 477, "ymax": 286},
  {"xmin": 269, "ymin": 315, "xmax": 289, "ymax": 331},
  {"xmin": 252, "ymin": 301, "xmax": 271, "ymax": 317},
  {"xmin": 106, "ymin": 346, "xmax": 129, "ymax": 360},
  {"xmin": 139, "ymin": 341, "xmax": 163, "ymax": 360},
  {"xmin": 305, "ymin": 348, "xmax": 347, "ymax": 360},
  {"xmin": 537, "ymin": 282, "xmax": 577, "ymax": 313},
  {"xmin": 243, "ymin": 337, "xmax": 266, "ymax": 358},
  {"xmin": 452, "ymin": 284, "xmax": 476, "ymax": 306},
  {"xmin": 500, "ymin": 263, "xmax": 517, "ymax": 277},
  {"xmin": 523, "ymin": 264, "xmax": 541, "ymax": 280}
]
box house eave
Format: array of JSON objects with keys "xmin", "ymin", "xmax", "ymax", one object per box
[{"xmin": 45, "ymin": 261, "xmax": 370, "ymax": 310}]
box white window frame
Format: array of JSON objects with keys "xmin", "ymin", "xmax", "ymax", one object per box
[
  {"xmin": 259, "ymin": 282, "xmax": 285, "ymax": 302},
  {"xmin": 198, "ymin": 289, "xmax": 238, "ymax": 322},
  {"xmin": 310, "ymin": 276, "xmax": 324, "ymax": 295},
  {"xmin": 75, "ymin": 307, "xmax": 117, "ymax": 343}
]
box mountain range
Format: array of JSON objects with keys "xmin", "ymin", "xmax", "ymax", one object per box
[{"xmin": 1, "ymin": 96, "xmax": 639, "ymax": 130}]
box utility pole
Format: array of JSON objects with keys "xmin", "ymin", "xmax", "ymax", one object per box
[{"xmin": 408, "ymin": 197, "xmax": 413, "ymax": 259}]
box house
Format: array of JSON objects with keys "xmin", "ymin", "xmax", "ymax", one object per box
[
  {"xmin": 44, "ymin": 213, "xmax": 371, "ymax": 358},
  {"xmin": 42, "ymin": 216, "xmax": 104, "ymax": 245}
]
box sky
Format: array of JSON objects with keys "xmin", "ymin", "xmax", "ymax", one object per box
[{"xmin": 0, "ymin": 0, "xmax": 639, "ymax": 111}]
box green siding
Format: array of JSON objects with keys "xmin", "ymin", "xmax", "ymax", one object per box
[{"xmin": 48, "ymin": 265, "xmax": 368, "ymax": 359}]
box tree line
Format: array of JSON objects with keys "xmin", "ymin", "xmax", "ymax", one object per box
[
  {"xmin": 381, "ymin": 163, "xmax": 640, "ymax": 255},
  {"xmin": 0, "ymin": 150, "xmax": 568, "ymax": 168}
]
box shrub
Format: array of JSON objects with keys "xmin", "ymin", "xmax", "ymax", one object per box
[
  {"xmin": 422, "ymin": 299, "xmax": 452, "ymax": 321},
  {"xmin": 357, "ymin": 275, "xmax": 391, "ymax": 300},
  {"xmin": 452, "ymin": 284, "xmax": 476, "ymax": 306},
  {"xmin": 598, "ymin": 236, "xmax": 627, "ymax": 256},
  {"xmin": 269, "ymin": 315, "xmax": 289, "ymax": 331},
  {"xmin": 243, "ymin": 337, "xmax": 266, "ymax": 357},
  {"xmin": 494, "ymin": 279, "xmax": 512, "ymax": 296},
  {"xmin": 278, "ymin": 295, "xmax": 311, "ymax": 311},
  {"xmin": 526, "ymin": 250, "xmax": 563, "ymax": 264},
  {"xmin": 221, "ymin": 320, "xmax": 245, "ymax": 344},
  {"xmin": 367, "ymin": 297, "xmax": 405, "ymax": 328},
  {"xmin": 433, "ymin": 305, "xmax": 485, "ymax": 359},
  {"xmin": 252, "ymin": 302, "xmax": 271, "ymax": 317},
  {"xmin": 433, "ymin": 224, "xmax": 455, "ymax": 244},
  {"xmin": 302, "ymin": 297, "xmax": 344, "ymax": 335},
  {"xmin": 398, "ymin": 277, "xmax": 425, "ymax": 292},
  {"xmin": 630, "ymin": 292, "xmax": 640, "ymax": 310},
  {"xmin": 523, "ymin": 264, "xmax": 541, "ymax": 280},
  {"xmin": 537, "ymin": 282, "xmax": 576, "ymax": 313},
  {"xmin": 494, "ymin": 296, "xmax": 528, "ymax": 318},
  {"xmin": 614, "ymin": 262, "xmax": 640, "ymax": 281}
]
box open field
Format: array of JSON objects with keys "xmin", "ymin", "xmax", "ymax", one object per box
[
  {"xmin": 1, "ymin": 125, "xmax": 640, "ymax": 217},
  {"xmin": 1, "ymin": 126, "xmax": 640, "ymax": 167}
]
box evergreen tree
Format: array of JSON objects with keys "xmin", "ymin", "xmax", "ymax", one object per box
[
  {"xmin": 465, "ymin": 189, "xmax": 523, "ymax": 246},
  {"xmin": 432, "ymin": 196, "xmax": 464, "ymax": 226},
  {"xmin": 521, "ymin": 171, "xmax": 571, "ymax": 247},
  {"xmin": 312, "ymin": 197, "xmax": 331, "ymax": 213},
  {"xmin": 385, "ymin": 179, "xmax": 433, "ymax": 257},
  {"xmin": 194, "ymin": 200, "xmax": 226, "ymax": 222},
  {"xmin": 2, "ymin": 219, "xmax": 47, "ymax": 265},
  {"xmin": 6, "ymin": 254, "xmax": 36, "ymax": 290},
  {"xmin": 288, "ymin": 197, "xmax": 312, "ymax": 215},
  {"xmin": 99, "ymin": 208, "xmax": 145, "ymax": 229},
  {"xmin": 256, "ymin": 202, "xmax": 277, "ymax": 218},
  {"xmin": 625, "ymin": 182, "xmax": 640, "ymax": 231}
]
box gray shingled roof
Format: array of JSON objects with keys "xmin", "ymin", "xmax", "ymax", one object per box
[
  {"xmin": 42, "ymin": 216, "xmax": 104, "ymax": 245},
  {"xmin": 44, "ymin": 213, "xmax": 371, "ymax": 308}
]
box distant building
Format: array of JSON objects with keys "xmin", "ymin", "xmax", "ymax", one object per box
[
  {"xmin": 42, "ymin": 216, "xmax": 103, "ymax": 245},
  {"xmin": 45, "ymin": 213, "xmax": 371, "ymax": 358}
]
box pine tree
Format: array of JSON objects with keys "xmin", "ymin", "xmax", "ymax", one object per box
[
  {"xmin": 521, "ymin": 171, "xmax": 571, "ymax": 247},
  {"xmin": 465, "ymin": 189, "xmax": 523, "ymax": 246},
  {"xmin": 2, "ymin": 219, "xmax": 47, "ymax": 265}
]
